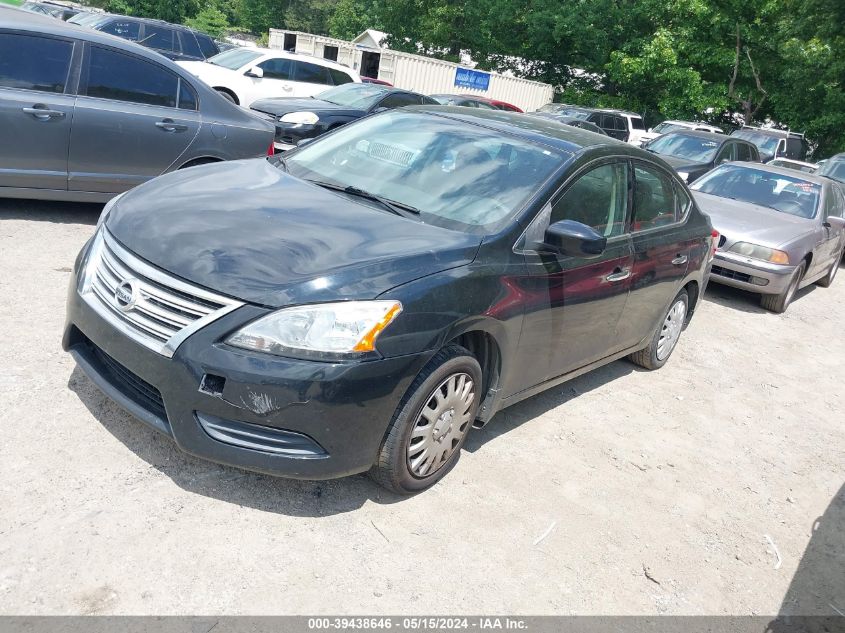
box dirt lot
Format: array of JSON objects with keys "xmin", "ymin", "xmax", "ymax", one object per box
[{"xmin": 0, "ymin": 198, "xmax": 843, "ymax": 616}]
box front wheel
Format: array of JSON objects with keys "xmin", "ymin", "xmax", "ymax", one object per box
[
  {"xmin": 370, "ymin": 345, "xmax": 482, "ymax": 494},
  {"xmin": 628, "ymin": 289, "xmax": 689, "ymax": 370},
  {"xmin": 761, "ymin": 261, "xmax": 805, "ymax": 313}
]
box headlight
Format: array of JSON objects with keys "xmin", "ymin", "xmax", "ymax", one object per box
[
  {"xmin": 97, "ymin": 191, "xmax": 127, "ymax": 228},
  {"xmin": 728, "ymin": 242, "xmax": 790, "ymax": 264},
  {"xmin": 226, "ymin": 300, "xmax": 402, "ymax": 359},
  {"xmin": 677, "ymin": 171, "xmax": 690, "ymax": 182},
  {"xmin": 280, "ymin": 111, "xmax": 319, "ymax": 125}
]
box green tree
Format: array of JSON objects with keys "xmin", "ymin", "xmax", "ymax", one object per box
[{"xmin": 185, "ymin": 6, "xmax": 230, "ymax": 37}]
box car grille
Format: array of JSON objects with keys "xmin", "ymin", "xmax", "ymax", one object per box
[
  {"xmin": 89, "ymin": 340, "xmax": 166, "ymax": 418},
  {"xmin": 711, "ymin": 265, "xmax": 752, "ymax": 283},
  {"xmin": 80, "ymin": 230, "xmax": 243, "ymax": 358}
]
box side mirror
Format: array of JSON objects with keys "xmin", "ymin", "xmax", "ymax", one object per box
[
  {"xmin": 647, "ymin": 127, "xmax": 653, "ymax": 133},
  {"xmin": 543, "ymin": 220, "xmax": 607, "ymax": 258},
  {"xmin": 296, "ymin": 137, "xmax": 315, "ymax": 148},
  {"xmin": 824, "ymin": 216, "xmax": 845, "ymax": 231},
  {"xmin": 245, "ymin": 66, "xmax": 264, "ymax": 78}
]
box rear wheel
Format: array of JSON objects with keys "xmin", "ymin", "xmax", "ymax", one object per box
[
  {"xmin": 628, "ymin": 289, "xmax": 689, "ymax": 370},
  {"xmin": 761, "ymin": 261, "xmax": 805, "ymax": 313},
  {"xmin": 370, "ymin": 345, "xmax": 481, "ymax": 494},
  {"xmin": 214, "ymin": 88, "xmax": 237, "ymax": 104},
  {"xmin": 816, "ymin": 251, "xmax": 842, "ymax": 288}
]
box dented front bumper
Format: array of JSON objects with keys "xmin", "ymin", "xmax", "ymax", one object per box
[{"xmin": 63, "ymin": 265, "xmax": 431, "ymax": 480}]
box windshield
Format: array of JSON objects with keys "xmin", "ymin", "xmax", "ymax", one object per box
[
  {"xmin": 68, "ymin": 12, "xmax": 104, "ymax": 25},
  {"xmin": 732, "ymin": 130, "xmax": 781, "ymax": 153},
  {"xmin": 318, "ymin": 84, "xmax": 389, "ymax": 109},
  {"xmin": 207, "ymin": 48, "xmax": 262, "ymax": 70},
  {"xmin": 691, "ymin": 164, "xmax": 821, "ymax": 219},
  {"xmin": 652, "ymin": 122, "xmax": 685, "ymax": 135},
  {"xmin": 817, "ymin": 159, "xmax": 845, "ymax": 183},
  {"xmin": 284, "ymin": 110, "xmax": 568, "ymax": 233},
  {"xmin": 647, "ymin": 132, "xmax": 720, "ymax": 162},
  {"xmin": 538, "ymin": 103, "xmax": 565, "ymax": 113}
]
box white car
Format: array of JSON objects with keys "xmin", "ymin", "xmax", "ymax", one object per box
[
  {"xmin": 177, "ymin": 48, "xmax": 361, "ymax": 107},
  {"xmin": 639, "ymin": 120, "xmax": 723, "ymax": 146}
]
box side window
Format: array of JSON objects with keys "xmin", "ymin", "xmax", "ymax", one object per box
[
  {"xmin": 630, "ymin": 116, "xmax": 645, "ymax": 130},
  {"xmin": 294, "ymin": 61, "xmax": 332, "ymax": 85},
  {"xmin": 178, "ymin": 31, "xmax": 202, "ymax": 59},
  {"xmin": 737, "ymin": 143, "xmax": 756, "ymax": 162},
  {"xmin": 100, "ymin": 19, "xmax": 140, "ymax": 41},
  {"xmin": 375, "ymin": 93, "xmax": 421, "ymax": 109},
  {"xmin": 177, "ymin": 78, "xmax": 197, "ymax": 110},
  {"xmin": 85, "ymin": 46, "xmax": 178, "ymax": 107},
  {"xmin": 831, "ymin": 186, "xmax": 845, "ymax": 218},
  {"xmin": 257, "ymin": 57, "xmax": 292, "ymax": 80},
  {"xmin": 329, "ymin": 67, "xmax": 354, "ymax": 85},
  {"xmin": 141, "ymin": 26, "xmax": 176, "ymax": 52},
  {"xmin": 632, "ymin": 164, "xmax": 679, "ymax": 231},
  {"xmin": 551, "ymin": 162, "xmax": 628, "ymax": 239},
  {"xmin": 196, "ymin": 34, "xmax": 218, "ymax": 59},
  {"xmin": 716, "ymin": 142, "xmax": 736, "ymax": 163},
  {"xmin": 0, "ymin": 33, "xmax": 72, "ymax": 93}
]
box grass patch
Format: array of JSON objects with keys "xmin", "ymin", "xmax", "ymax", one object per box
[{"xmin": 0, "ymin": 0, "xmax": 24, "ymax": 6}]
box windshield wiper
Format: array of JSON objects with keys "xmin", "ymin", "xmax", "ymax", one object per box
[{"xmin": 308, "ymin": 180, "xmax": 420, "ymax": 216}]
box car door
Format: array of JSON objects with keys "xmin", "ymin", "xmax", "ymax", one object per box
[
  {"xmin": 0, "ymin": 30, "xmax": 77, "ymax": 192},
  {"xmin": 514, "ymin": 159, "xmax": 634, "ymax": 387},
  {"xmin": 67, "ymin": 43, "xmax": 200, "ymax": 194},
  {"xmin": 814, "ymin": 185, "xmax": 845, "ymax": 273},
  {"xmin": 249, "ymin": 56, "xmax": 295, "ymax": 102},
  {"xmin": 619, "ymin": 161, "xmax": 694, "ymax": 348},
  {"xmin": 291, "ymin": 60, "xmax": 336, "ymax": 97}
]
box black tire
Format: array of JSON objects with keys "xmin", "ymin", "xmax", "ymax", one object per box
[
  {"xmin": 628, "ymin": 289, "xmax": 689, "ymax": 370},
  {"xmin": 816, "ymin": 252, "xmax": 842, "ymax": 288},
  {"xmin": 215, "ymin": 88, "xmax": 237, "ymax": 104},
  {"xmin": 370, "ymin": 344, "xmax": 482, "ymax": 494},
  {"xmin": 761, "ymin": 261, "xmax": 805, "ymax": 313}
]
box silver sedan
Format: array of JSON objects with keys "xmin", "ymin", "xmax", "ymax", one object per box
[
  {"xmin": 691, "ymin": 162, "xmax": 845, "ymax": 312},
  {"xmin": 0, "ymin": 6, "xmax": 274, "ymax": 203}
]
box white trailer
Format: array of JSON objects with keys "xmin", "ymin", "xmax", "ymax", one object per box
[{"xmin": 268, "ymin": 29, "xmax": 554, "ymax": 112}]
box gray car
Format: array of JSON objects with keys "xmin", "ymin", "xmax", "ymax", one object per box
[
  {"xmin": 690, "ymin": 162, "xmax": 845, "ymax": 312},
  {"xmin": 0, "ymin": 6, "xmax": 274, "ymax": 203}
]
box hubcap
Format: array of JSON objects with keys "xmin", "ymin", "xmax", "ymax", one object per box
[
  {"xmin": 656, "ymin": 299, "xmax": 686, "ymax": 361},
  {"xmin": 407, "ymin": 372, "xmax": 475, "ymax": 478}
]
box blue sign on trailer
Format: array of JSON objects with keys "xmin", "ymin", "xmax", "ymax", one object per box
[{"xmin": 454, "ymin": 67, "xmax": 490, "ymax": 91}]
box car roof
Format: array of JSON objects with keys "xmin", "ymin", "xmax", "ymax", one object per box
[
  {"xmin": 411, "ymin": 106, "xmax": 633, "ymax": 154},
  {"xmin": 82, "ymin": 11, "xmax": 205, "ymax": 34},
  {"xmin": 663, "ymin": 129, "xmax": 737, "ymax": 143},
  {"xmin": 246, "ymin": 47, "xmax": 357, "ymax": 74}
]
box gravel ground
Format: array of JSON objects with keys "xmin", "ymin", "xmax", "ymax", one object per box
[{"xmin": 0, "ymin": 198, "xmax": 843, "ymax": 616}]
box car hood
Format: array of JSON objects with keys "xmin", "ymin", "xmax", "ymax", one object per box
[
  {"xmin": 692, "ymin": 191, "xmax": 814, "ymax": 248},
  {"xmin": 250, "ymin": 97, "xmax": 366, "ymax": 118},
  {"xmin": 105, "ymin": 159, "xmax": 481, "ymax": 307}
]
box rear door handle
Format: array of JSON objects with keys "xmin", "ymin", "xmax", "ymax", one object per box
[
  {"xmin": 22, "ymin": 106, "xmax": 65, "ymax": 120},
  {"xmin": 155, "ymin": 119, "xmax": 188, "ymax": 132},
  {"xmin": 605, "ymin": 267, "xmax": 631, "ymax": 282},
  {"xmin": 671, "ymin": 255, "xmax": 688, "ymax": 266}
]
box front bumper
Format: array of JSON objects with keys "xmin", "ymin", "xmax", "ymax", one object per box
[
  {"xmin": 63, "ymin": 257, "xmax": 431, "ymax": 480},
  {"xmin": 709, "ymin": 250, "xmax": 796, "ymax": 294}
]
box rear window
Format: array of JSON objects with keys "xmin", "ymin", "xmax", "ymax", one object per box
[
  {"xmin": 329, "ymin": 67, "xmax": 354, "ymax": 85},
  {"xmin": 85, "ymin": 46, "xmax": 179, "ymax": 107},
  {"xmin": 294, "ymin": 61, "xmax": 332, "ymax": 85},
  {"xmin": 0, "ymin": 33, "xmax": 72, "ymax": 93},
  {"xmin": 196, "ymin": 34, "xmax": 219, "ymax": 59}
]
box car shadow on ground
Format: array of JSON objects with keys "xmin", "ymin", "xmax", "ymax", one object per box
[
  {"xmin": 68, "ymin": 359, "xmax": 641, "ymax": 515},
  {"xmin": 464, "ymin": 359, "xmax": 640, "ymax": 453},
  {"xmin": 0, "ymin": 198, "xmax": 101, "ymax": 224},
  {"xmin": 703, "ymin": 282, "xmax": 818, "ymax": 315},
  {"xmin": 767, "ymin": 483, "xmax": 845, "ymax": 630}
]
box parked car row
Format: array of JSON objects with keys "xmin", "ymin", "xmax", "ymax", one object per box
[{"xmin": 3, "ymin": 6, "xmax": 843, "ymax": 495}]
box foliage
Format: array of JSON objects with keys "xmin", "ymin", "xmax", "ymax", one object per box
[{"xmin": 184, "ymin": 7, "xmax": 230, "ymax": 38}]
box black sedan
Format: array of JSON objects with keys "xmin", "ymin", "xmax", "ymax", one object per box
[
  {"xmin": 64, "ymin": 107, "xmax": 715, "ymax": 493},
  {"xmin": 251, "ymin": 83, "xmax": 438, "ymax": 151},
  {"xmin": 644, "ymin": 130, "xmax": 760, "ymax": 183},
  {"xmin": 529, "ymin": 112, "xmax": 607, "ymax": 135}
]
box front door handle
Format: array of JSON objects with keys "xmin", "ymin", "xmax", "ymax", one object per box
[
  {"xmin": 671, "ymin": 255, "xmax": 688, "ymax": 266},
  {"xmin": 155, "ymin": 119, "xmax": 188, "ymax": 132},
  {"xmin": 22, "ymin": 105, "xmax": 65, "ymax": 120},
  {"xmin": 605, "ymin": 267, "xmax": 631, "ymax": 282}
]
